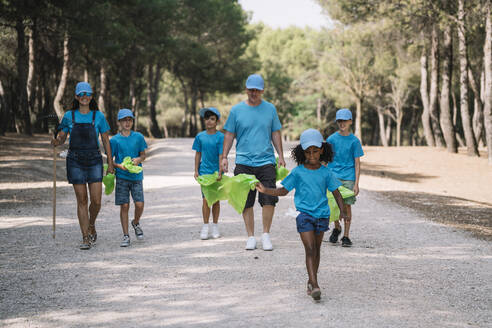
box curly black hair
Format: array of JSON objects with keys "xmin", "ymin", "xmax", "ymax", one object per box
[
  {"xmin": 291, "ymin": 142, "xmax": 334, "ymax": 165},
  {"xmin": 70, "ymin": 98, "xmax": 99, "ymax": 111}
]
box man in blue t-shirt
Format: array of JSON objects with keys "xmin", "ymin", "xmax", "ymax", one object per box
[
  {"xmin": 221, "ymin": 74, "xmax": 286, "ymax": 251},
  {"xmin": 326, "ymin": 108, "xmax": 364, "ymax": 247},
  {"xmin": 110, "ymin": 109, "xmax": 148, "ymax": 247}
]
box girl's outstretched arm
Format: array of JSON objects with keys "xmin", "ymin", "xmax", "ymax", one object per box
[
  {"xmin": 256, "ymin": 182, "xmax": 289, "ymax": 196},
  {"xmin": 332, "ymin": 189, "xmax": 350, "ymax": 222}
]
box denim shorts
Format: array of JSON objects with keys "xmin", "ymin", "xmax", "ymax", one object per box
[
  {"xmin": 234, "ymin": 163, "xmax": 278, "ymax": 208},
  {"xmin": 66, "ymin": 150, "xmax": 103, "ymax": 185},
  {"xmin": 340, "ymin": 179, "xmax": 356, "ymax": 205},
  {"xmin": 115, "ymin": 178, "xmax": 144, "ymax": 205},
  {"xmin": 296, "ymin": 212, "xmax": 329, "ymax": 235}
]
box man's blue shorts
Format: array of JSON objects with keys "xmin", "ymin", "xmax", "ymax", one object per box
[
  {"xmin": 296, "ymin": 212, "xmax": 329, "ymax": 235},
  {"xmin": 115, "ymin": 178, "xmax": 144, "ymax": 205}
]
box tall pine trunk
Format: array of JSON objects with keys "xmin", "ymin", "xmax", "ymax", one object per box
[
  {"xmin": 458, "ymin": 0, "xmax": 479, "ymax": 156},
  {"xmin": 98, "ymin": 64, "xmax": 107, "ymax": 114},
  {"xmin": 420, "ymin": 42, "xmax": 435, "ymax": 146},
  {"xmin": 15, "ymin": 18, "xmax": 32, "ymax": 134},
  {"xmin": 429, "ymin": 25, "xmax": 444, "ymax": 147},
  {"xmin": 469, "ymin": 67, "xmax": 484, "ymax": 146},
  {"xmin": 355, "ymin": 96, "xmax": 362, "ymax": 143},
  {"xmin": 147, "ymin": 63, "xmax": 162, "ymax": 138},
  {"xmin": 439, "ymin": 24, "xmax": 457, "ymax": 153},
  {"xmin": 483, "ymin": 0, "xmax": 492, "ymax": 164},
  {"xmin": 53, "ymin": 33, "xmax": 69, "ymax": 120}
]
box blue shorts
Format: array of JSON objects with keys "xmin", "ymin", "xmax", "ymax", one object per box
[
  {"xmin": 115, "ymin": 178, "xmax": 144, "ymax": 205},
  {"xmin": 66, "ymin": 150, "xmax": 103, "ymax": 185},
  {"xmin": 296, "ymin": 212, "xmax": 329, "ymax": 235}
]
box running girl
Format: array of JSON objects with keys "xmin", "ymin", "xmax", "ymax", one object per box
[{"xmin": 256, "ymin": 128, "xmax": 348, "ymax": 300}]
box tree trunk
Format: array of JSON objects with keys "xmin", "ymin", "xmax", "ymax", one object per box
[
  {"xmin": 147, "ymin": 63, "xmax": 162, "ymax": 138},
  {"xmin": 84, "ymin": 69, "xmax": 89, "ymax": 82},
  {"xmin": 483, "ymin": 0, "xmax": 492, "ymax": 163},
  {"xmin": 452, "ymin": 91, "xmax": 466, "ymax": 147},
  {"xmin": 190, "ymin": 84, "xmax": 198, "ymax": 137},
  {"xmin": 53, "ymin": 33, "xmax": 69, "ymax": 120},
  {"xmin": 15, "ymin": 18, "xmax": 32, "ymax": 135},
  {"xmin": 420, "ymin": 43, "xmax": 435, "ymax": 146},
  {"xmin": 385, "ymin": 118, "xmax": 392, "ymax": 146},
  {"xmin": 458, "ymin": 0, "xmax": 479, "ymax": 156},
  {"xmin": 98, "ymin": 64, "xmax": 106, "ymax": 114},
  {"xmin": 355, "ymin": 97, "xmax": 362, "ymax": 142},
  {"xmin": 439, "ymin": 24, "xmax": 457, "ymax": 153},
  {"xmin": 429, "ymin": 25, "xmax": 444, "ymax": 147},
  {"xmin": 377, "ymin": 107, "xmax": 388, "ymax": 146},
  {"xmin": 27, "ymin": 27, "xmax": 36, "ymax": 125},
  {"xmin": 316, "ymin": 98, "xmax": 322, "ymax": 122},
  {"xmin": 0, "ymin": 81, "xmax": 7, "ymax": 135},
  {"xmin": 177, "ymin": 75, "xmax": 189, "ymax": 137},
  {"xmin": 469, "ymin": 67, "xmax": 484, "ymax": 146}
]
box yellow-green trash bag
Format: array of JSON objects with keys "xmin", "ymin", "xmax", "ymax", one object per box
[
  {"xmin": 197, "ymin": 172, "xmax": 259, "ymax": 214},
  {"xmin": 276, "ymin": 157, "xmax": 289, "ymax": 181},
  {"xmin": 327, "ymin": 186, "xmax": 355, "ymax": 222},
  {"xmin": 122, "ymin": 156, "xmax": 143, "ymax": 174},
  {"xmin": 102, "ymin": 164, "xmax": 115, "ymax": 195}
]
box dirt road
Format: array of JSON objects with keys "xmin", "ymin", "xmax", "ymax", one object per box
[{"xmin": 0, "ymin": 138, "xmax": 491, "ymax": 327}]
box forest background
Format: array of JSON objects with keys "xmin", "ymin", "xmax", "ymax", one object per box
[{"xmin": 1, "ymin": 0, "xmax": 491, "ymax": 163}]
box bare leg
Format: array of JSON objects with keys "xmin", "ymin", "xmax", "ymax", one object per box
[
  {"xmin": 73, "ymin": 184, "xmax": 89, "ymax": 238},
  {"xmin": 134, "ymin": 201, "xmax": 144, "ymax": 224},
  {"xmin": 211, "ymin": 201, "xmax": 220, "ymax": 224},
  {"xmin": 120, "ymin": 203, "xmax": 129, "ymax": 235},
  {"xmin": 300, "ymin": 230, "xmax": 321, "ymax": 289},
  {"xmin": 343, "ymin": 205, "xmax": 352, "ymax": 237},
  {"xmin": 262, "ymin": 205, "xmax": 274, "ymax": 233},
  {"xmin": 243, "ymin": 207, "xmax": 254, "ymax": 236},
  {"xmin": 88, "ymin": 182, "xmax": 102, "ymax": 226},
  {"xmin": 202, "ymin": 198, "xmax": 210, "ymax": 224}
]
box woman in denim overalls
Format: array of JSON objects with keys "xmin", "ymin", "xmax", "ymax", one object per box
[{"xmin": 52, "ymin": 82, "xmax": 114, "ymax": 249}]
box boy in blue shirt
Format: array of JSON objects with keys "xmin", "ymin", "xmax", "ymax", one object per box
[
  {"xmin": 110, "ymin": 109, "xmax": 148, "ymax": 247},
  {"xmin": 327, "ymin": 108, "xmax": 364, "ymax": 247},
  {"xmin": 192, "ymin": 107, "xmax": 224, "ymax": 240}
]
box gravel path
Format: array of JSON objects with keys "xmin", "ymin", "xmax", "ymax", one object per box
[{"xmin": 1, "ymin": 138, "xmax": 491, "ymax": 328}]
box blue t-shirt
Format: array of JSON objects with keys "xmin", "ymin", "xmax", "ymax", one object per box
[
  {"xmin": 327, "ymin": 132, "xmax": 364, "ymax": 181},
  {"xmin": 110, "ymin": 131, "xmax": 148, "ymax": 181},
  {"xmin": 192, "ymin": 131, "xmax": 224, "ymax": 175},
  {"xmin": 223, "ymin": 100, "xmax": 282, "ymax": 167},
  {"xmin": 59, "ymin": 110, "xmax": 110, "ymax": 146},
  {"xmin": 281, "ymin": 165, "xmax": 342, "ymax": 219}
]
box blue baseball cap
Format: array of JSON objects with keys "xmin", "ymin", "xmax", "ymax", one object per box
[
  {"xmin": 245, "ymin": 74, "xmax": 264, "ymax": 90},
  {"xmin": 300, "ymin": 128, "xmax": 324, "ymax": 150},
  {"xmin": 75, "ymin": 82, "xmax": 93, "ymax": 96},
  {"xmin": 335, "ymin": 108, "xmax": 352, "ymax": 121},
  {"xmin": 199, "ymin": 107, "xmax": 220, "ymax": 119},
  {"xmin": 117, "ymin": 108, "xmax": 134, "ymax": 120}
]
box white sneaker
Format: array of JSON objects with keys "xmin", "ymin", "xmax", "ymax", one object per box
[
  {"xmin": 120, "ymin": 235, "xmax": 130, "ymax": 247},
  {"xmin": 211, "ymin": 224, "xmax": 220, "ymax": 239},
  {"xmin": 245, "ymin": 236, "xmax": 257, "ymax": 250},
  {"xmin": 200, "ymin": 224, "xmax": 209, "ymax": 240},
  {"xmin": 261, "ymin": 233, "xmax": 273, "ymax": 251}
]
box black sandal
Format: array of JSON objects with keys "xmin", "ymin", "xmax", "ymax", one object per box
[{"xmin": 80, "ymin": 236, "xmax": 91, "ymax": 250}]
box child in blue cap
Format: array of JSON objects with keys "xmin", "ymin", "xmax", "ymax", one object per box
[
  {"xmin": 192, "ymin": 107, "xmax": 224, "ymax": 240},
  {"xmin": 326, "ymin": 108, "xmax": 364, "ymax": 247},
  {"xmin": 256, "ymin": 128, "xmax": 348, "ymax": 301},
  {"xmin": 110, "ymin": 109, "xmax": 148, "ymax": 247}
]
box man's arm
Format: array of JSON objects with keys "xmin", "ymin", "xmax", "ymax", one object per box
[
  {"xmin": 271, "ymin": 130, "xmax": 285, "ymax": 167},
  {"xmin": 220, "ymin": 131, "xmax": 235, "ymax": 173}
]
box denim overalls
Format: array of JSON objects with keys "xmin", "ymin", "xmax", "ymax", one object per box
[{"xmin": 66, "ymin": 110, "xmax": 103, "ymax": 184}]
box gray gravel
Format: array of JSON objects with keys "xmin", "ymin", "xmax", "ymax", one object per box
[{"xmin": 1, "ymin": 138, "xmax": 491, "ymax": 328}]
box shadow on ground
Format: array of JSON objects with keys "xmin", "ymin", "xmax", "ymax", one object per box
[
  {"xmin": 361, "ymin": 162, "xmax": 436, "ymax": 183},
  {"xmin": 373, "ymin": 190, "xmax": 492, "ymax": 241}
]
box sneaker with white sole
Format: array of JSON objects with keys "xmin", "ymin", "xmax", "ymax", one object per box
[
  {"xmin": 120, "ymin": 235, "xmax": 130, "ymax": 247},
  {"xmin": 261, "ymin": 232, "xmax": 273, "ymax": 251},
  {"xmin": 200, "ymin": 224, "xmax": 209, "ymax": 240},
  {"xmin": 131, "ymin": 220, "xmax": 144, "ymax": 240},
  {"xmin": 211, "ymin": 224, "xmax": 220, "ymax": 239},
  {"xmin": 245, "ymin": 236, "xmax": 256, "ymax": 250}
]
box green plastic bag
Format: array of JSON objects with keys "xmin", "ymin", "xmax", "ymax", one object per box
[
  {"xmin": 102, "ymin": 164, "xmax": 115, "ymax": 195},
  {"xmin": 275, "ymin": 157, "xmax": 289, "ymax": 181},
  {"xmin": 197, "ymin": 172, "xmax": 259, "ymax": 214},
  {"xmin": 327, "ymin": 186, "xmax": 355, "ymax": 222},
  {"xmin": 122, "ymin": 156, "xmax": 143, "ymax": 174}
]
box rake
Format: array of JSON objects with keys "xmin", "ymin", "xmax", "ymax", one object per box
[{"xmin": 44, "ymin": 114, "xmax": 61, "ymax": 239}]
